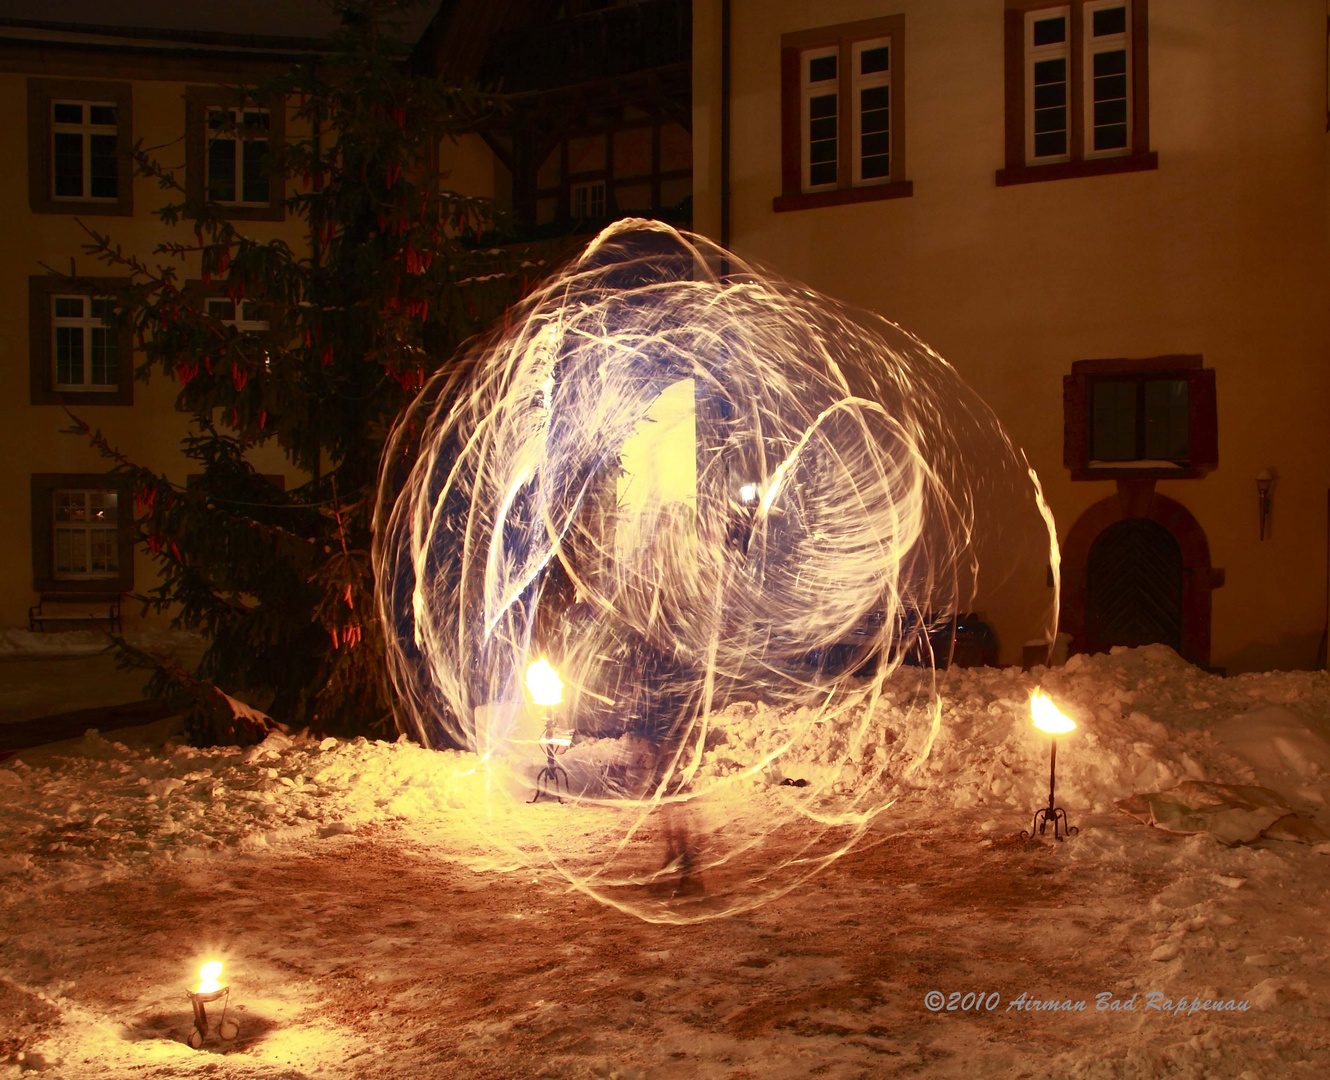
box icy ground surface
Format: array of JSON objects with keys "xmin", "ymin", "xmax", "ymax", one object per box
[{"xmin": 2, "ymin": 645, "xmax": 1330, "ymax": 1078}]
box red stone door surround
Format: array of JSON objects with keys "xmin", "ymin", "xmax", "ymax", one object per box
[{"xmin": 1060, "ymin": 479, "xmax": 1225, "ymax": 668}]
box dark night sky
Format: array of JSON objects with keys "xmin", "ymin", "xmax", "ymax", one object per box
[{"xmin": 0, "ymin": 1, "xmax": 440, "ymax": 41}]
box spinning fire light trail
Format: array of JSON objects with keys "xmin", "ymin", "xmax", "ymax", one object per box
[{"xmin": 373, "ymin": 220, "xmax": 1060, "ymax": 922}]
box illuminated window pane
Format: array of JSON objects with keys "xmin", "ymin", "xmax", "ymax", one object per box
[
  {"xmin": 55, "ymin": 529, "xmax": 80, "ymax": 573},
  {"xmin": 53, "ymin": 491, "xmax": 118, "ymax": 579},
  {"xmin": 90, "ymin": 529, "xmax": 118, "ymax": 572}
]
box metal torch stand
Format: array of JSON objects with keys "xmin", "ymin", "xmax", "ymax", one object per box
[
  {"xmin": 1021, "ymin": 738, "xmax": 1079, "ymax": 842},
  {"xmin": 186, "ymin": 985, "xmax": 234, "ymax": 1049},
  {"xmin": 530, "ymin": 716, "xmax": 569, "ymax": 803}
]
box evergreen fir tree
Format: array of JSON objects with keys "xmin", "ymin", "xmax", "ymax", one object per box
[{"xmin": 73, "ymin": 0, "xmax": 539, "ymax": 741}]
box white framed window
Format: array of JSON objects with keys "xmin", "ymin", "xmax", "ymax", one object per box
[
  {"xmin": 1083, "ymin": 0, "xmax": 1131, "ymax": 157},
  {"xmin": 851, "ymin": 38, "xmax": 892, "ymax": 185},
  {"xmin": 778, "ymin": 17, "xmax": 908, "ymax": 209},
  {"xmin": 1025, "ymin": 6, "xmax": 1071, "ymax": 164},
  {"xmin": 206, "ymin": 107, "xmax": 271, "ymax": 205},
  {"xmin": 52, "ymin": 295, "xmax": 119, "ymax": 391},
  {"xmin": 207, "ymin": 297, "xmax": 269, "ymax": 333},
  {"xmin": 571, "ymin": 179, "xmax": 606, "ymax": 218},
  {"xmin": 801, "ymin": 45, "xmax": 840, "ymax": 191},
  {"xmin": 53, "ymin": 490, "xmax": 120, "ymax": 580},
  {"xmin": 51, "ymin": 100, "xmax": 119, "ymax": 201}
]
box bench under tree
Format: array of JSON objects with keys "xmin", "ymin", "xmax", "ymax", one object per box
[{"xmin": 28, "ymin": 592, "xmax": 123, "ymax": 634}]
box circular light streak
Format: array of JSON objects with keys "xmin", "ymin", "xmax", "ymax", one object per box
[{"xmin": 373, "ymin": 220, "xmax": 1060, "ymax": 922}]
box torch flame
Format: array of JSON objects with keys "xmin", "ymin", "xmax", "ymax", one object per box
[
  {"xmin": 1030, "ymin": 690, "xmax": 1075, "ymax": 735},
  {"xmin": 525, "ymin": 658, "xmax": 563, "ymax": 707},
  {"xmin": 198, "ymin": 961, "xmax": 223, "ymax": 993}
]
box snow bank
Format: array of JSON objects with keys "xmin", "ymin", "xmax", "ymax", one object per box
[
  {"xmin": 692, "ymin": 644, "xmax": 1330, "ymax": 829},
  {"xmin": 0, "ymin": 729, "xmax": 482, "ymax": 896},
  {"xmin": 3, "ymin": 645, "xmax": 1329, "ymax": 897}
]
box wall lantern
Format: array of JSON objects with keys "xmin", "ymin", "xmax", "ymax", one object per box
[
  {"xmin": 186, "ymin": 960, "xmax": 239, "ymax": 1049},
  {"xmin": 1021, "ymin": 691, "xmax": 1080, "ymax": 842},
  {"xmin": 1256, "ymin": 469, "xmax": 1274, "ymax": 541}
]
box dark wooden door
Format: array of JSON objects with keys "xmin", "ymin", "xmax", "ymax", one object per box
[{"xmin": 1085, "ymin": 517, "xmax": 1184, "ymax": 654}]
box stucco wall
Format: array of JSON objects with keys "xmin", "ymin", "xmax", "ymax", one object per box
[
  {"xmin": 693, "ymin": 0, "xmax": 1330, "ymax": 671},
  {"xmin": 439, "ymin": 131, "xmax": 503, "ymax": 204},
  {"xmin": 1, "ymin": 71, "xmax": 305, "ymax": 630}
]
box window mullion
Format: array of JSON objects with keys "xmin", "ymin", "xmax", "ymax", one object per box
[
  {"xmin": 1070, "ymin": 0, "xmax": 1084, "ymax": 160},
  {"xmin": 82, "ymin": 305, "xmax": 92, "ymax": 388},
  {"xmin": 838, "ymin": 38, "xmax": 852, "ymax": 189},
  {"xmin": 82, "ymin": 127, "xmax": 92, "ymax": 199},
  {"xmin": 1135, "ymin": 379, "xmax": 1147, "ymax": 460}
]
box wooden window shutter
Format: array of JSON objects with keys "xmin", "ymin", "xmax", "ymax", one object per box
[
  {"xmin": 780, "ymin": 48, "xmax": 801, "ymax": 196},
  {"xmin": 1063, "ymin": 370, "xmax": 1089, "ymax": 471},
  {"xmin": 1187, "ymin": 366, "xmax": 1218, "ymax": 472}
]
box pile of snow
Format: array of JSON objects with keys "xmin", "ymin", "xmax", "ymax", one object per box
[
  {"xmin": 3, "ymin": 645, "xmax": 1329, "ymax": 897},
  {"xmin": 690, "ymin": 644, "xmax": 1330, "ymax": 831},
  {"xmin": 0, "ymin": 730, "xmax": 482, "ymax": 895}
]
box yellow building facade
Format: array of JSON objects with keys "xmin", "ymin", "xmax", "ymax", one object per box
[
  {"xmin": 693, "ymin": 0, "xmax": 1330, "ymax": 672},
  {"xmin": 0, "ymin": 25, "xmax": 310, "ymax": 632}
]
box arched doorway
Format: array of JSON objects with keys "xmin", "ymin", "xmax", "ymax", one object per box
[
  {"xmin": 1060, "ymin": 480, "xmax": 1224, "ymax": 668},
  {"xmin": 1085, "ymin": 517, "xmax": 1183, "ymax": 654}
]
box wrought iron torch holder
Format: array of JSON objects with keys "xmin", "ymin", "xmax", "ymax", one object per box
[
  {"xmin": 186, "ymin": 983, "xmax": 236, "ymax": 1049},
  {"xmin": 1021, "ymin": 737, "xmax": 1079, "ymax": 842},
  {"xmin": 530, "ymin": 713, "xmax": 569, "ymax": 803}
]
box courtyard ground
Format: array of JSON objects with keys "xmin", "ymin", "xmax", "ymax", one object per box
[{"xmin": 2, "ymin": 642, "xmax": 1329, "ymax": 1078}]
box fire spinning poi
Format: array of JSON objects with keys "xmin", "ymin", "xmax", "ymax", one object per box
[{"xmin": 373, "ymin": 220, "xmax": 1059, "ymax": 922}]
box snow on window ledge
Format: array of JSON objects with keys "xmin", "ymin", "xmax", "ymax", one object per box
[{"xmin": 1086, "ymin": 459, "xmax": 1186, "ymax": 470}]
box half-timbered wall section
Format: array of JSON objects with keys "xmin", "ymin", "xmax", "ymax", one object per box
[{"xmin": 419, "ymin": 0, "xmax": 692, "ymax": 229}]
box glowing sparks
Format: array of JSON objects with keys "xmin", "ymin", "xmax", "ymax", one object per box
[
  {"xmin": 198, "ymin": 961, "xmax": 223, "ymax": 993},
  {"xmin": 373, "ymin": 219, "xmax": 1061, "ymax": 923},
  {"xmin": 1031, "ymin": 691, "xmax": 1076, "ymax": 735},
  {"xmin": 525, "ymin": 659, "xmax": 564, "ymax": 707}
]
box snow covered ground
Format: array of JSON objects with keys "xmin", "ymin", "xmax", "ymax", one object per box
[{"xmin": 2, "ymin": 644, "xmax": 1329, "ymax": 1078}]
